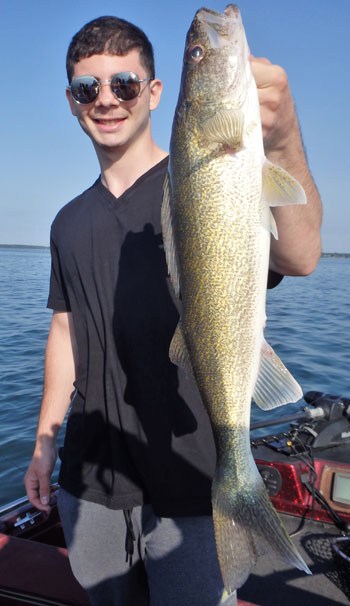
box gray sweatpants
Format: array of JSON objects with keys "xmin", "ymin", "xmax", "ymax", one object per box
[{"xmin": 57, "ymin": 488, "xmax": 237, "ymax": 606}]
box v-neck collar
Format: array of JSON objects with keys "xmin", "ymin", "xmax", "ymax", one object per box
[{"xmin": 95, "ymin": 156, "xmax": 169, "ymax": 210}]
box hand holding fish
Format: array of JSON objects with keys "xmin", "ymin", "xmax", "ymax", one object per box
[{"xmin": 251, "ymin": 56, "xmax": 297, "ymax": 154}]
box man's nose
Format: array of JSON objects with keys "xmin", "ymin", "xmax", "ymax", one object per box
[{"xmin": 95, "ymin": 81, "xmax": 119, "ymax": 106}]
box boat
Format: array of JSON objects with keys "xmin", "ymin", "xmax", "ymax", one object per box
[
  {"xmin": 241, "ymin": 390, "xmax": 350, "ymax": 606},
  {"xmin": 0, "ymin": 391, "xmax": 349, "ymax": 606}
]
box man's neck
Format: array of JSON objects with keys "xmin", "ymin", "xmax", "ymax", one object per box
[{"xmin": 96, "ymin": 138, "xmax": 168, "ymax": 199}]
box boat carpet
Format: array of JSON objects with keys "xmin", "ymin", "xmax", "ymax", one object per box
[{"xmin": 238, "ymin": 514, "xmax": 350, "ymax": 606}]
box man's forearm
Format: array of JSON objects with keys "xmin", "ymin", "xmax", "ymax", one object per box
[
  {"xmin": 267, "ymin": 121, "xmax": 322, "ymax": 276},
  {"xmin": 252, "ymin": 57, "xmax": 323, "ymax": 277},
  {"xmin": 25, "ymin": 311, "xmax": 77, "ymax": 510},
  {"xmin": 35, "ymin": 311, "xmax": 76, "ymax": 445}
]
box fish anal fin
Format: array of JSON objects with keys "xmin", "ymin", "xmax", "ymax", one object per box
[
  {"xmin": 253, "ymin": 338, "xmax": 303, "ymax": 409},
  {"xmin": 161, "ymin": 172, "xmax": 181, "ymax": 298},
  {"xmin": 202, "ymin": 108, "xmax": 244, "ymax": 149},
  {"xmin": 262, "ymin": 159, "xmax": 307, "ymax": 207},
  {"xmin": 169, "ymin": 322, "xmax": 193, "ymax": 374}
]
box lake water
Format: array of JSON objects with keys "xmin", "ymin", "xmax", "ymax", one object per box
[{"xmin": 0, "ymin": 247, "xmax": 349, "ymax": 507}]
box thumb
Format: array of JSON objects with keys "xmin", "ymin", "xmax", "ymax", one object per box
[{"xmin": 39, "ymin": 475, "xmax": 51, "ymax": 508}]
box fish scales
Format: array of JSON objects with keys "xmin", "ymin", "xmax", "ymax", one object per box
[
  {"xmin": 162, "ymin": 3, "xmax": 310, "ymax": 593},
  {"xmin": 173, "ymin": 120, "xmax": 267, "ymax": 428}
]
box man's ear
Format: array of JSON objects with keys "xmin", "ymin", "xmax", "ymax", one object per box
[
  {"xmin": 66, "ymin": 87, "xmax": 78, "ymax": 116},
  {"xmin": 149, "ymin": 79, "xmax": 163, "ymax": 112}
]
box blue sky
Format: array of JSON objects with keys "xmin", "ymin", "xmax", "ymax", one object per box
[{"xmin": 2, "ymin": 0, "xmax": 349, "ymax": 251}]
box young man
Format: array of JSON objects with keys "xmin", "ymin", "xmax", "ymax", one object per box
[{"xmin": 24, "ymin": 15, "xmax": 322, "ymax": 606}]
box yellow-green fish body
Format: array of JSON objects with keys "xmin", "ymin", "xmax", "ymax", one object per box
[{"xmin": 162, "ymin": 4, "xmax": 310, "ymax": 593}]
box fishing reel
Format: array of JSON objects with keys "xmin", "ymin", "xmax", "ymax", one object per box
[{"xmin": 296, "ymin": 391, "xmax": 350, "ymax": 450}]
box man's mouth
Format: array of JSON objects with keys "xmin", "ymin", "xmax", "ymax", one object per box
[{"xmin": 94, "ymin": 117, "xmax": 126, "ymax": 126}]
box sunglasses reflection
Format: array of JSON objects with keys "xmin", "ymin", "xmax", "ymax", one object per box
[{"xmin": 69, "ymin": 72, "xmax": 152, "ymax": 104}]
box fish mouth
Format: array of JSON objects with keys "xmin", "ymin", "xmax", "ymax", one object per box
[
  {"xmin": 196, "ymin": 4, "xmax": 241, "ymax": 29},
  {"xmin": 194, "ymin": 4, "xmax": 242, "ymax": 47}
]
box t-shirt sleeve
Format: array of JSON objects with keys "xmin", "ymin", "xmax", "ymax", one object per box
[
  {"xmin": 47, "ymin": 231, "xmax": 71, "ymax": 312},
  {"xmin": 267, "ymin": 269, "xmax": 283, "ymax": 289}
]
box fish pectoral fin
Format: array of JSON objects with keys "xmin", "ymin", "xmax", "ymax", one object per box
[
  {"xmin": 169, "ymin": 322, "xmax": 194, "ymax": 375},
  {"xmin": 262, "ymin": 159, "xmax": 307, "ymax": 207},
  {"xmin": 202, "ymin": 108, "xmax": 244, "ymax": 149},
  {"xmin": 269, "ymin": 210, "xmax": 278, "ymax": 240},
  {"xmin": 161, "ymin": 172, "xmax": 181, "ymax": 298},
  {"xmin": 253, "ymin": 338, "xmax": 303, "ymax": 409}
]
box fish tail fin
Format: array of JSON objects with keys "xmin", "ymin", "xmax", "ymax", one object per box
[{"xmin": 212, "ymin": 463, "xmax": 311, "ymax": 593}]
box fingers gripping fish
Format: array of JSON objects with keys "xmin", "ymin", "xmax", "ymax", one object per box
[{"xmin": 161, "ymin": 4, "xmax": 311, "ymax": 594}]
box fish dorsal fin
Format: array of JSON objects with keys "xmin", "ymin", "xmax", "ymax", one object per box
[
  {"xmin": 161, "ymin": 172, "xmax": 180, "ymax": 298},
  {"xmin": 262, "ymin": 159, "xmax": 307, "ymax": 207},
  {"xmin": 169, "ymin": 321, "xmax": 194, "ymax": 374},
  {"xmin": 253, "ymin": 338, "xmax": 303, "ymax": 409},
  {"xmin": 202, "ymin": 107, "xmax": 244, "ymax": 148}
]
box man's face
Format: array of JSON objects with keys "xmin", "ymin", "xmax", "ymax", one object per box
[{"xmin": 66, "ymin": 50, "xmax": 162, "ymax": 154}]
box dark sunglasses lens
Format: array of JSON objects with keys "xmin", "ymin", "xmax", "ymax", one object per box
[
  {"xmin": 70, "ymin": 77, "xmax": 99, "ymax": 104},
  {"xmin": 111, "ymin": 72, "xmax": 140, "ymax": 101}
]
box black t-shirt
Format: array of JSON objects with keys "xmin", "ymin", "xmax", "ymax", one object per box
[{"xmin": 48, "ymin": 156, "xmax": 282, "ymax": 516}]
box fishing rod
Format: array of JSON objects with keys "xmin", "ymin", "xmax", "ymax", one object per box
[
  {"xmin": 250, "ymin": 406, "xmax": 324, "ymax": 431},
  {"xmin": 251, "ymin": 390, "xmax": 350, "ymax": 431}
]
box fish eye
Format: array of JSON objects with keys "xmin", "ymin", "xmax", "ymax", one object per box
[
  {"xmin": 191, "ymin": 46, "xmax": 203, "ymax": 59},
  {"xmin": 186, "ymin": 44, "xmax": 205, "ymax": 64}
]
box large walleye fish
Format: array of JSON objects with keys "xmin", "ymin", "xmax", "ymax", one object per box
[{"xmin": 162, "ymin": 3, "xmax": 311, "ymax": 594}]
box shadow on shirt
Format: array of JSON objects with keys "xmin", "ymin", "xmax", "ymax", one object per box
[
  {"xmin": 114, "ymin": 223, "xmax": 199, "ymax": 437},
  {"xmin": 59, "ymin": 223, "xmax": 216, "ymax": 516}
]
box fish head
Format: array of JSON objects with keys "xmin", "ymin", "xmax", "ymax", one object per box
[{"xmin": 178, "ymin": 4, "xmax": 251, "ymax": 111}]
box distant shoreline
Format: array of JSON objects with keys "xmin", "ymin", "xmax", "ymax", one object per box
[
  {"xmin": 0, "ymin": 244, "xmax": 49, "ymax": 250},
  {"xmin": 321, "ymin": 252, "xmax": 350, "ymax": 258},
  {"xmin": 0, "ymin": 245, "xmax": 349, "ymax": 258}
]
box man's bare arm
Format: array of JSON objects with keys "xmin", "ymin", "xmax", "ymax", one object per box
[
  {"xmin": 24, "ymin": 311, "xmax": 77, "ymax": 511},
  {"xmin": 252, "ymin": 57, "xmax": 322, "ymax": 277}
]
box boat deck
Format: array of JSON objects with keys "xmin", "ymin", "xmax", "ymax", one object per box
[{"xmin": 238, "ymin": 514, "xmax": 349, "ymax": 606}]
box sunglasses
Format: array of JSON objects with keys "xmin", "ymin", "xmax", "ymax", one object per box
[{"xmin": 68, "ymin": 71, "xmax": 152, "ymax": 105}]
